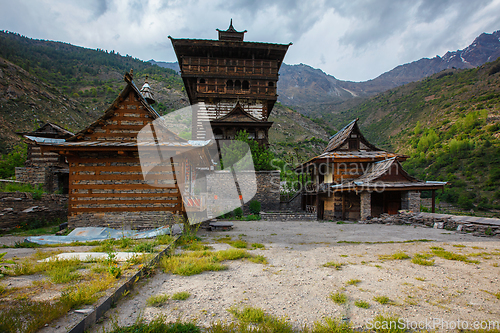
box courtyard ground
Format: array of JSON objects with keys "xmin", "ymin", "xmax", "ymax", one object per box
[{"xmin": 90, "ymin": 220, "xmax": 500, "ymax": 332}]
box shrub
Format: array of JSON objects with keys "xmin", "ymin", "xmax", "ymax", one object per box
[
  {"xmin": 249, "ymin": 200, "xmax": 261, "ymax": 215},
  {"xmin": 233, "ymin": 207, "xmax": 243, "ymax": 218}
]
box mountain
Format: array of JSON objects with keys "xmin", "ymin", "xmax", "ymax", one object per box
[
  {"xmin": 331, "ymin": 57, "xmax": 500, "ymax": 212},
  {"xmin": 0, "ymin": 31, "xmax": 326, "ymax": 163},
  {"xmin": 148, "ymin": 60, "xmax": 180, "ymax": 73},
  {"xmin": 277, "ymin": 30, "xmax": 500, "ymax": 117}
]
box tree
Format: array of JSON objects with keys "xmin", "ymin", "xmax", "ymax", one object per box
[{"xmin": 219, "ymin": 130, "xmax": 274, "ymax": 171}]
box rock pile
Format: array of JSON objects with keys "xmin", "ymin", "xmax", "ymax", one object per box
[{"xmin": 363, "ymin": 211, "xmax": 500, "ymax": 238}]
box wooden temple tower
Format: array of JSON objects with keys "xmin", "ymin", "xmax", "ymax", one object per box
[{"xmin": 169, "ymin": 20, "xmax": 291, "ymax": 146}]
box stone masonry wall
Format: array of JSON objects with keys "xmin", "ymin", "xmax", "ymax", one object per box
[
  {"xmin": 0, "ymin": 192, "xmax": 68, "ymax": 230},
  {"xmin": 401, "ymin": 191, "xmax": 420, "ymax": 212},
  {"xmin": 68, "ymin": 211, "xmax": 180, "ymax": 230},
  {"xmin": 360, "ymin": 192, "xmax": 371, "ymax": 220}
]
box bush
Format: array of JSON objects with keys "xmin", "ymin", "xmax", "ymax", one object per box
[
  {"xmin": 249, "ymin": 200, "xmax": 261, "ymax": 215},
  {"xmin": 233, "ymin": 207, "xmax": 243, "ymax": 218}
]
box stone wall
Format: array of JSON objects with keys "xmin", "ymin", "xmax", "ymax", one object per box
[
  {"xmin": 0, "ymin": 192, "xmax": 68, "ymax": 230},
  {"xmin": 15, "ymin": 166, "xmax": 46, "ymax": 185},
  {"xmin": 205, "ymin": 170, "xmax": 280, "ymax": 215},
  {"xmin": 364, "ymin": 211, "xmax": 500, "ymax": 238},
  {"xmin": 68, "ymin": 211, "xmax": 180, "ymax": 230},
  {"xmin": 401, "ymin": 191, "xmax": 420, "ymax": 212},
  {"xmin": 279, "ymin": 191, "xmax": 302, "ymax": 212},
  {"xmin": 261, "ymin": 212, "xmax": 316, "ymax": 221},
  {"xmin": 360, "ymin": 192, "xmax": 371, "ymax": 220}
]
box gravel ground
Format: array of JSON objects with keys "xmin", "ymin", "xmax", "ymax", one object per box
[{"xmin": 90, "ymin": 221, "xmax": 500, "ymax": 332}]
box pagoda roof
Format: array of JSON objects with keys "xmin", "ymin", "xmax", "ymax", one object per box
[
  {"xmin": 323, "ymin": 118, "xmax": 379, "ymax": 153},
  {"xmin": 17, "ymin": 122, "xmax": 74, "ymax": 139},
  {"xmin": 67, "ymin": 71, "xmax": 167, "ymax": 142}
]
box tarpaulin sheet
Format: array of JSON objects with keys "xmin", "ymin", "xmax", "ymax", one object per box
[{"xmin": 25, "ymin": 224, "xmax": 182, "ymax": 245}]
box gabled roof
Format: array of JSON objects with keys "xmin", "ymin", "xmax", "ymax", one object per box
[
  {"xmin": 354, "ymin": 157, "xmax": 417, "ymax": 184},
  {"xmin": 323, "ymin": 157, "xmax": 447, "ymax": 191},
  {"xmin": 323, "ymin": 118, "xmax": 378, "ymax": 153},
  {"xmin": 68, "ymin": 72, "xmax": 161, "ymax": 142},
  {"xmin": 17, "ymin": 122, "xmax": 74, "ymax": 139},
  {"xmin": 213, "ymin": 102, "xmax": 261, "ymax": 123}
]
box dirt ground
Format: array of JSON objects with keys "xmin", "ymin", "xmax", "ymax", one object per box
[{"xmin": 89, "ymin": 221, "xmax": 500, "ymax": 332}]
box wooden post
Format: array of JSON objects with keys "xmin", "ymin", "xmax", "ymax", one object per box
[{"xmin": 431, "ymin": 190, "xmax": 436, "ymax": 213}]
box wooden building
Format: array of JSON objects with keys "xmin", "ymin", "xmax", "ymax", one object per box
[
  {"xmin": 297, "ymin": 119, "xmax": 446, "ymax": 220},
  {"xmin": 16, "ymin": 123, "xmax": 74, "ymax": 193},
  {"xmin": 169, "ymin": 20, "xmax": 291, "ymax": 146},
  {"xmin": 39, "ymin": 72, "xmax": 211, "ymax": 229}
]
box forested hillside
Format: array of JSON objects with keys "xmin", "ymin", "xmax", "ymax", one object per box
[{"xmin": 330, "ymin": 58, "xmax": 500, "ymax": 212}]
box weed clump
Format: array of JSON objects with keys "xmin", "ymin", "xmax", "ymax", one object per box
[
  {"xmin": 323, "ymin": 261, "xmax": 343, "ymax": 270},
  {"xmin": 329, "ymin": 291, "xmax": 347, "ymax": 304},
  {"xmin": 354, "ymin": 300, "xmax": 370, "ymax": 308}
]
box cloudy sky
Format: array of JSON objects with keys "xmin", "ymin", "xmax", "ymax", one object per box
[{"xmin": 1, "ymin": 0, "xmax": 499, "ymax": 81}]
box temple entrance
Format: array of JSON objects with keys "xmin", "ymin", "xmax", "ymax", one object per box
[{"xmin": 371, "ymin": 191, "xmax": 401, "ymax": 216}]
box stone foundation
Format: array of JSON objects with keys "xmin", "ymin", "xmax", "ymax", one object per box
[
  {"xmin": 68, "ymin": 211, "xmax": 181, "ymax": 230},
  {"xmin": 261, "ymin": 212, "xmax": 316, "ymax": 221}
]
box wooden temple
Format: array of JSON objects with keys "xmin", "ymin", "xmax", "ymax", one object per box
[
  {"xmin": 16, "ymin": 123, "xmax": 74, "ymax": 193},
  {"xmin": 39, "ymin": 72, "xmax": 211, "ymax": 229},
  {"xmin": 169, "ymin": 20, "xmax": 291, "ymax": 146},
  {"xmin": 297, "ymin": 119, "xmax": 447, "ymax": 220}
]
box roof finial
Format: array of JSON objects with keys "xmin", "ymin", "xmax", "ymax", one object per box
[
  {"xmin": 230, "ymin": 18, "xmax": 233, "ymax": 28},
  {"xmin": 129, "ymin": 68, "xmax": 133, "ymax": 78}
]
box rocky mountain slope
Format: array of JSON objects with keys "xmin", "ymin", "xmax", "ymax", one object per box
[{"xmin": 278, "ymin": 30, "xmax": 500, "ymax": 117}]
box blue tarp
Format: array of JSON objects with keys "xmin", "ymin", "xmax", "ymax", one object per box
[{"xmin": 25, "ymin": 225, "xmax": 182, "ymax": 245}]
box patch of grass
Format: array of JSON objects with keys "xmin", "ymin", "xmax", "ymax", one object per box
[
  {"xmin": 346, "ymin": 279, "xmax": 361, "ymax": 286},
  {"xmin": 228, "ymin": 306, "xmax": 267, "ymax": 323},
  {"xmin": 453, "ymin": 244, "xmax": 466, "ymax": 248},
  {"xmin": 373, "ymin": 296, "xmax": 391, "ymax": 305},
  {"xmin": 336, "ymin": 221, "xmax": 346, "ymax": 224},
  {"xmin": 482, "ymin": 290, "xmax": 500, "ymax": 300},
  {"xmin": 414, "ymin": 277, "xmax": 426, "ymax": 281},
  {"xmin": 182, "ymin": 242, "xmax": 212, "ymax": 251},
  {"xmin": 411, "ymin": 254, "xmax": 435, "ymax": 266},
  {"xmin": 60, "ymin": 273, "xmax": 116, "ymax": 308},
  {"xmin": 379, "ymin": 251, "xmax": 410, "ymax": 260},
  {"xmin": 369, "ymin": 314, "xmax": 406, "ymax": 333},
  {"xmin": 161, "ymin": 249, "xmax": 266, "ymax": 276},
  {"xmin": 106, "ymin": 316, "xmax": 200, "ymax": 333},
  {"xmin": 147, "ymin": 294, "xmax": 170, "ymax": 307},
  {"xmin": 132, "ymin": 241, "xmax": 156, "ymax": 253},
  {"xmin": 312, "ymin": 317, "xmax": 353, "ymax": 333},
  {"xmin": 172, "ymin": 291, "xmax": 190, "ymax": 300},
  {"xmin": 323, "ymin": 261, "xmax": 343, "ymax": 270},
  {"xmin": 329, "ymin": 291, "xmax": 347, "ymax": 304},
  {"xmin": 251, "ymin": 243, "xmax": 265, "ymax": 249},
  {"xmin": 431, "ymin": 248, "xmax": 479, "ymax": 263},
  {"xmin": 248, "ymin": 255, "xmax": 268, "ymax": 264},
  {"xmin": 354, "ymin": 300, "xmax": 370, "ymax": 308},
  {"xmin": 216, "ymin": 237, "xmax": 248, "ymax": 249}
]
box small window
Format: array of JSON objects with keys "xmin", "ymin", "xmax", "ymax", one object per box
[
  {"xmin": 226, "ymin": 80, "xmax": 233, "ymax": 88},
  {"xmin": 199, "ymin": 78, "xmax": 206, "ymax": 84},
  {"xmin": 247, "ymin": 131, "xmax": 256, "ymax": 139},
  {"xmin": 242, "ymin": 80, "xmax": 250, "ymax": 90},
  {"xmin": 234, "ymin": 80, "xmax": 241, "ymax": 90},
  {"xmin": 348, "ymin": 139, "xmax": 358, "ymax": 150},
  {"xmin": 268, "ymin": 82, "xmax": 274, "ymax": 87}
]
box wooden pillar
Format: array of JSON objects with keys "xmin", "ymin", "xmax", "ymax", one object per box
[{"xmin": 431, "ymin": 190, "xmax": 436, "ymax": 213}]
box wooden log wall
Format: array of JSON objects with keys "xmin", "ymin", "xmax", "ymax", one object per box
[{"xmin": 68, "ymin": 153, "xmax": 183, "ymax": 215}]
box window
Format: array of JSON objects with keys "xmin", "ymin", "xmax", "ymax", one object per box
[
  {"xmin": 268, "ymin": 81, "xmax": 274, "ymax": 87},
  {"xmin": 234, "ymin": 80, "xmax": 241, "ymax": 90},
  {"xmin": 226, "ymin": 80, "xmax": 233, "ymax": 88},
  {"xmin": 199, "ymin": 78, "xmax": 206, "ymax": 84},
  {"xmin": 348, "ymin": 139, "xmax": 358, "ymax": 150},
  {"xmin": 242, "ymin": 80, "xmax": 250, "ymax": 90}
]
